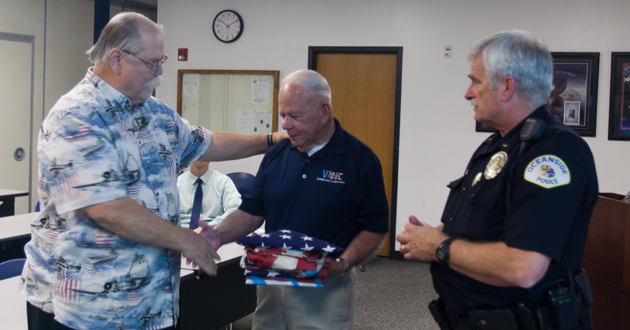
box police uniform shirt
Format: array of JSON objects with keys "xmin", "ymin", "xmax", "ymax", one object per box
[
  {"xmin": 239, "ymin": 118, "xmax": 389, "ymax": 253},
  {"xmin": 432, "ymin": 106, "xmax": 599, "ymax": 316}
]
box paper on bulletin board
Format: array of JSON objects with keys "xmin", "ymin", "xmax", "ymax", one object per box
[
  {"xmin": 251, "ymin": 78, "xmax": 270, "ymax": 104},
  {"xmin": 182, "ymin": 74, "xmax": 200, "ymax": 99},
  {"xmin": 237, "ymin": 110, "xmax": 272, "ymax": 134}
]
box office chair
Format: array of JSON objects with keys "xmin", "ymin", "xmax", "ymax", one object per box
[
  {"xmin": 226, "ymin": 172, "xmax": 256, "ymax": 196},
  {"xmin": 0, "ymin": 258, "xmax": 26, "ymax": 281}
]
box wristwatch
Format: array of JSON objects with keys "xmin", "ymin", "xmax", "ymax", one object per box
[
  {"xmin": 336, "ymin": 257, "xmax": 349, "ymax": 275},
  {"xmin": 436, "ymin": 238, "xmax": 454, "ymax": 265}
]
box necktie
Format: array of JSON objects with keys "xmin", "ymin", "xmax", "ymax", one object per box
[{"xmin": 190, "ymin": 178, "xmax": 203, "ymax": 230}]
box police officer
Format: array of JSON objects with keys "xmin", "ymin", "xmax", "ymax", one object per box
[{"xmin": 396, "ymin": 30, "xmax": 598, "ymax": 330}]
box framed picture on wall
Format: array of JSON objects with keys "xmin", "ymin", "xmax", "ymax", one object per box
[
  {"xmin": 549, "ymin": 52, "xmax": 600, "ymax": 137},
  {"xmin": 608, "ymin": 52, "xmax": 630, "ymax": 141}
]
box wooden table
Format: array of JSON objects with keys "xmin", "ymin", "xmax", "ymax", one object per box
[{"xmin": 0, "ymin": 189, "xmax": 29, "ymax": 218}]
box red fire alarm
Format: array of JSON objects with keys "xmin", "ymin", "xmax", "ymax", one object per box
[{"xmin": 178, "ymin": 48, "xmax": 188, "ymax": 61}]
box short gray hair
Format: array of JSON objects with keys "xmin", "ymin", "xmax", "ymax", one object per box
[
  {"xmin": 468, "ymin": 30, "xmax": 553, "ymax": 108},
  {"xmin": 86, "ymin": 12, "xmax": 164, "ymax": 65},
  {"xmin": 281, "ymin": 70, "xmax": 332, "ymax": 104}
]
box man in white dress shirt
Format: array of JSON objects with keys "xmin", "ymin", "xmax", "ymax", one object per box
[{"xmin": 178, "ymin": 161, "xmax": 242, "ymax": 230}]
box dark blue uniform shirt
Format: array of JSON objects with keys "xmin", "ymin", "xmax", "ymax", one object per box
[
  {"xmin": 239, "ymin": 118, "xmax": 389, "ymax": 254},
  {"xmin": 432, "ymin": 106, "xmax": 599, "ymax": 316}
]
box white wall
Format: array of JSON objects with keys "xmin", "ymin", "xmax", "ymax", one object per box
[{"xmin": 156, "ymin": 0, "xmax": 629, "ymax": 250}]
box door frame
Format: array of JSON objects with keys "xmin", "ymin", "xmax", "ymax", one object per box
[
  {"xmin": 308, "ymin": 46, "xmax": 403, "ymax": 258},
  {"xmin": 0, "ymin": 32, "xmax": 35, "ymax": 210}
]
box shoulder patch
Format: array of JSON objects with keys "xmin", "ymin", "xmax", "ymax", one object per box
[{"xmin": 524, "ymin": 155, "xmax": 570, "ymax": 188}]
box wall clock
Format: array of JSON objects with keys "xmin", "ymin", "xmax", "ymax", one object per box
[{"xmin": 213, "ymin": 10, "xmax": 243, "ymax": 43}]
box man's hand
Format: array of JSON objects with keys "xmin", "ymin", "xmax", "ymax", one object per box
[
  {"xmin": 181, "ymin": 230, "xmax": 220, "ymax": 276},
  {"xmin": 198, "ymin": 219, "xmax": 223, "ymax": 250},
  {"xmin": 396, "ymin": 215, "xmax": 448, "ymax": 262},
  {"xmin": 323, "ymin": 256, "xmax": 346, "ymax": 278}
]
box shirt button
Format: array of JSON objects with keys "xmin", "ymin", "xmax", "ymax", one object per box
[
  {"xmin": 448, "ymin": 218, "xmax": 453, "ymax": 224},
  {"xmin": 461, "ymin": 188, "xmax": 466, "ymax": 192},
  {"xmin": 302, "ymin": 174, "xmax": 306, "ymax": 179}
]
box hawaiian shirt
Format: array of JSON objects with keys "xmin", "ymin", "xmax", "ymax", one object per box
[{"xmin": 20, "ymin": 68, "xmax": 211, "ymax": 330}]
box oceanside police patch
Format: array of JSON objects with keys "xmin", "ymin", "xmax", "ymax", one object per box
[{"xmin": 524, "ymin": 155, "xmax": 571, "ymax": 188}]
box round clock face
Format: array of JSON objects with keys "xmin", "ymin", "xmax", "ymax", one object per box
[{"xmin": 213, "ymin": 10, "xmax": 243, "ymax": 43}]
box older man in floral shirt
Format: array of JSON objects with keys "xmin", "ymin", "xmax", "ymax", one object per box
[{"xmin": 21, "ymin": 12, "xmax": 285, "ymax": 330}]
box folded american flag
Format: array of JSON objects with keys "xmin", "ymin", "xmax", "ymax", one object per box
[
  {"xmin": 240, "ymin": 250, "xmax": 330, "ymax": 278},
  {"xmin": 235, "ymin": 229, "xmax": 344, "ymax": 287}
]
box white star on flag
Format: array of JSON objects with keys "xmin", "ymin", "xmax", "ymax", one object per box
[
  {"xmin": 301, "ymin": 235, "xmax": 313, "ymax": 241},
  {"xmin": 280, "ymin": 230, "xmax": 291, "ymax": 233},
  {"xmin": 323, "ymin": 245, "xmax": 336, "ymax": 253},
  {"xmin": 282, "ymin": 242, "xmax": 292, "ymax": 250},
  {"xmin": 261, "ymin": 234, "xmax": 270, "ymax": 238},
  {"xmin": 245, "ymin": 269, "xmax": 251, "ymax": 274},
  {"xmin": 301, "ymin": 243, "xmax": 314, "ymax": 251},
  {"xmin": 266, "ymin": 270, "xmax": 280, "ymax": 277},
  {"xmin": 625, "ymin": 76, "xmax": 630, "ymax": 83},
  {"xmin": 280, "ymin": 235, "xmax": 291, "ymax": 239},
  {"xmin": 261, "ymin": 242, "xmax": 265, "ymax": 247}
]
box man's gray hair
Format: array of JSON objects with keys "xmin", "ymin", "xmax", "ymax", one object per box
[
  {"xmin": 86, "ymin": 12, "xmax": 164, "ymax": 65},
  {"xmin": 468, "ymin": 30, "xmax": 553, "ymax": 108},
  {"xmin": 281, "ymin": 70, "xmax": 332, "ymax": 104}
]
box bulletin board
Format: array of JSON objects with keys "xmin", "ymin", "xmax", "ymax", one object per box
[{"xmin": 177, "ymin": 70, "xmax": 279, "ymax": 134}]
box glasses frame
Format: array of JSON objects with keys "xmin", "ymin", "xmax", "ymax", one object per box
[{"xmin": 121, "ymin": 49, "xmax": 168, "ymax": 74}]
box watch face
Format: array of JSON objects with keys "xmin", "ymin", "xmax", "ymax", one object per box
[
  {"xmin": 213, "ymin": 10, "xmax": 243, "ymax": 43},
  {"xmin": 436, "ymin": 248, "xmax": 446, "ymax": 261}
]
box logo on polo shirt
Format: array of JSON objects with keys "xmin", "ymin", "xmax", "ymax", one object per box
[
  {"xmin": 524, "ymin": 155, "xmax": 570, "ymax": 188},
  {"xmin": 317, "ymin": 170, "xmax": 345, "ymax": 184}
]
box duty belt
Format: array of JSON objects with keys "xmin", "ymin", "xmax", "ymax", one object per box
[{"xmin": 429, "ymin": 298, "xmax": 538, "ymax": 330}]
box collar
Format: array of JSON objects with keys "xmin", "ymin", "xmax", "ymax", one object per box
[
  {"xmin": 290, "ymin": 118, "xmax": 347, "ymax": 157},
  {"xmin": 187, "ymin": 168, "xmax": 213, "ymax": 186},
  {"xmin": 86, "ymin": 68, "xmax": 137, "ymax": 113},
  {"xmin": 481, "ymin": 105, "xmax": 548, "ymax": 154}
]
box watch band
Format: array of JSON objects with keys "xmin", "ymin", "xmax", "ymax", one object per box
[
  {"xmin": 336, "ymin": 257, "xmax": 349, "ymax": 275},
  {"xmin": 267, "ymin": 133, "xmax": 274, "ymax": 147},
  {"xmin": 436, "ymin": 238, "xmax": 454, "ymax": 265}
]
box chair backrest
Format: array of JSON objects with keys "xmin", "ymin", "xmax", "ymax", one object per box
[
  {"xmin": 226, "ymin": 172, "xmax": 256, "ymax": 196},
  {"xmin": 0, "ymin": 258, "xmax": 26, "ymax": 281},
  {"xmin": 35, "ymin": 201, "xmax": 40, "ymax": 212}
]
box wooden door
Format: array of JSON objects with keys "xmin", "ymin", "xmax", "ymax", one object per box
[{"xmin": 312, "ymin": 50, "xmax": 401, "ymax": 257}]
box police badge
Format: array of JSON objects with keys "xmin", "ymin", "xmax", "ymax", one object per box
[{"xmin": 484, "ymin": 151, "xmax": 508, "ymax": 180}]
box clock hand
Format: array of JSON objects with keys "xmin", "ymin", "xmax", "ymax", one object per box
[
  {"xmin": 219, "ymin": 19, "xmax": 228, "ymax": 27},
  {"xmin": 226, "ymin": 19, "xmax": 239, "ymax": 27}
]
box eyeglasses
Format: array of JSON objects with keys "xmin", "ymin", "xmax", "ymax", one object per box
[{"xmin": 121, "ymin": 49, "xmax": 168, "ymax": 74}]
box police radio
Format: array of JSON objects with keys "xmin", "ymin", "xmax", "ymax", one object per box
[
  {"xmin": 506, "ymin": 118, "xmax": 546, "ymax": 211},
  {"xmin": 519, "ymin": 118, "xmax": 546, "ymax": 156}
]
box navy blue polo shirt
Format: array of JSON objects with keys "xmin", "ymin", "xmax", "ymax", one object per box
[
  {"xmin": 239, "ymin": 118, "xmax": 389, "ymax": 252},
  {"xmin": 432, "ymin": 106, "xmax": 599, "ymax": 315}
]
